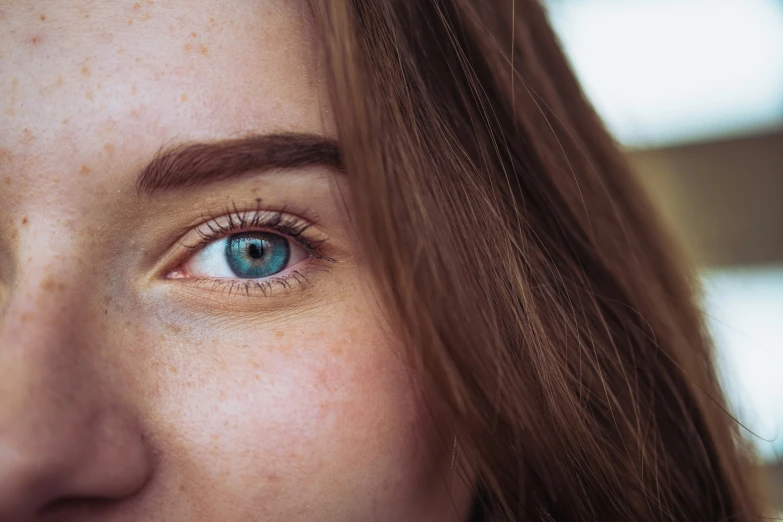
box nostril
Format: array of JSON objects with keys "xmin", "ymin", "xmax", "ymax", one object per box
[{"xmin": 39, "ymin": 496, "xmax": 119, "ymax": 519}]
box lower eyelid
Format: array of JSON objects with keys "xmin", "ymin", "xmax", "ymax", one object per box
[{"xmin": 174, "ymin": 261, "xmax": 329, "ymax": 299}]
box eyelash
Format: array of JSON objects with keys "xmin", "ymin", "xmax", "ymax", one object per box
[{"xmin": 173, "ymin": 203, "xmax": 336, "ymax": 297}]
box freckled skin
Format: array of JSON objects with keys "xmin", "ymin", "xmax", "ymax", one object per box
[{"xmin": 0, "ymin": 2, "xmax": 472, "ymax": 522}]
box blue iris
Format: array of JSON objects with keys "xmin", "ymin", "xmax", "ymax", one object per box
[{"xmin": 225, "ymin": 232, "xmax": 290, "ymax": 278}]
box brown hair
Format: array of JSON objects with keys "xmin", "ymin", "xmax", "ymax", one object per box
[{"xmin": 308, "ymin": 1, "xmax": 761, "ymax": 520}]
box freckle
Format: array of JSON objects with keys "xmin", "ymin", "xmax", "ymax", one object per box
[
  {"xmin": 4, "ymin": 107, "xmax": 14, "ymax": 116},
  {"xmin": 84, "ymin": 13, "xmax": 90, "ymax": 19},
  {"xmin": 79, "ymin": 164, "xmax": 91, "ymax": 175},
  {"xmin": 27, "ymin": 34, "xmax": 44, "ymax": 46},
  {"xmin": 61, "ymin": 118, "xmax": 69, "ymax": 125},
  {"xmin": 117, "ymin": 47, "xmax": 125, "ymax": 54},
  {"xmin": 127, "ymin": 18, "xmax": 133, "ymax": 26},
  {"xmin": 103, "ymin": 143, "xmax": 115, "ymax": 156},
  {"xmin": 135, "ymin": 57, "xmax": 141, "ymax": 63},
  {"xmin": 80, "ymin": 65, "xmax": 90, "ymax": 77},
  {"xmin": 39, "ymin": 14, "xmax": 46, "ymax": 21},
  {"xmin": 199, "ymin": 44, "xmax": 208, "ymax": 55},
  {"xmin": 22, "ymin": 128, "xmax": 34, "ymax": 142},
  {"xmin": 133, "ymin": 1, "xmax": 141, "ymax": 8},
  {"xmin": 85, "ymin": 91, "xmax": 94, "ymax": 101},
  {"xmin": 274, "ymin": 330, "xmax": 283, "ymax": 338},
  {"xmin": 12, "ymin": 77, "xmax": 18, "ymax": 87},
  {"xmin": 40, "ymin": 277, "xmax": 57, "ymax": 291},
  {"xmin": 179, "ymin": 93, "xmax": 188, "ymax": 102},
  {"xmin": 183, "ymin": 43, "xmax": 192, "ymax": 52},
  {"xmin": 56, "ymin": 75, "xmax": 63, "ymax": 86},
  {"xmin": 191, "ymin": 32, "xmax": 197, "ymax": 38},
  {"xmin": 169, "ymin": 365, "xmax": 178, "ymax": 375}
]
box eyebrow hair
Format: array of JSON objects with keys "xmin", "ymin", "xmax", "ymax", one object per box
[{"xmin": 136, "ymin": 133, "xmax": 343, "ymax": 195}]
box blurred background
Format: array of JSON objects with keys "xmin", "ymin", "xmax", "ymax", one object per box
[{"xmin": 544, "ymin": 0, "xmax": 783, "ymax": 513}]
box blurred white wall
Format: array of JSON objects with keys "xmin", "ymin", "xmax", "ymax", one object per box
[
  {"xmin": 546, "ymin": 0, "xmax": 783, "ymax": 148},
  {"xmin": 704, "ymin": 268, "xmax": 783, "ymax": 461}
]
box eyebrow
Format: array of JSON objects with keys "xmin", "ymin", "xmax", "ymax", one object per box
[{"xmin": 136, "ymin": 133, "xmax": 343, "ymax": 195}]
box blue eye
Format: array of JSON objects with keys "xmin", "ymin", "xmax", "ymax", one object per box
[
  {"xmin": 183, "ymin": 230, "xmax": 309, "ymax": 280},
  {"xmin": 225, "ymin": 232, "xmax": 289, "ymax": 278}
]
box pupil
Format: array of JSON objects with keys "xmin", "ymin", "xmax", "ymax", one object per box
[{"xmin": 247, "ymin": 242, "xmax": 263, "ymax": 259}]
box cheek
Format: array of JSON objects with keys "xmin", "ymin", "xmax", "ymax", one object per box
[{"xmin": 134, "ymin": 308, "xmax": 436, "ymax": 519}]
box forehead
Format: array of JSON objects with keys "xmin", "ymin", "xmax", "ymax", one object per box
[{"xmin": 0, "ymin": 0, "xmax": 329, "ymax": 187}]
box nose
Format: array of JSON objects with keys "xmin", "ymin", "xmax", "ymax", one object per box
[{"xmin": 0, "ymin": 280, "xmax": 153, "ymax": 521}]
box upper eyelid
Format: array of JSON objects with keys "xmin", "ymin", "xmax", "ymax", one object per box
[
  {"xmin": 179, "ymin": 208, "xmax": 334, "ymax": 262},
  {"xmin": 186, "ymin": 209, "xmax": 308, "ymax": 243}
]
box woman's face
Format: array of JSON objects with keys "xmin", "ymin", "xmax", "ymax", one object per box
[{"xmin": 0, "ymin": 2, "xmax": 470, "ymax": 520}]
